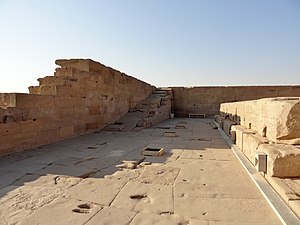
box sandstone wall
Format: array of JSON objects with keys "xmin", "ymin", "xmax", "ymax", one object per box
[
  {"xmin": 172, "ymin": 86, "xmax": 300, "ymax": 117},
  {"xmin": 220, "ymin": 97, "xmax": 300, "ymax": 144},
  {"xmin": 0, "ymin": 59, "xmax": 154, "ymax": 155}
]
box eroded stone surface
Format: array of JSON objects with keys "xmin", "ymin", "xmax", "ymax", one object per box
[
  {"xmin": 0, "ymin": 59, "xmax": 155, "ymax": 155},
  {"xmin": 85, "ymin": 206, "xmax": 136, "ymax": 225},
  {"xmin": 138, "ymin": 166, "xmax": 180, "ymax": 185},
  {"xmin": 258, "ymin": 144, "xmax": 300, "ymax": 177},
  {"xmin": 174, "ymin": 197, "xmax": 280, "ymax": 224},
  {"xmin": 220, "ymin": 97, "xmax": 300, "ymax": 144},
  {"xmin": 0, "ymin": 175, "xmax": 81, "ymax": 225},
  {"xmin": 129, "ymin": 212, "xmax": 189, "ymax": 225},
  {"xmin": 18, "ymin": 197, "xmax": 102, "ymax": 225},
  {"xmin": 0, "ymin": 119, "xmax": 284, "ymax": 224},
  {"xmin": 111, "ymin": 181, "xmax": 173, "ymax": 214},
  {"xmin": 66, "ymin": 178, "xmax": 126, "ymax": 205}
]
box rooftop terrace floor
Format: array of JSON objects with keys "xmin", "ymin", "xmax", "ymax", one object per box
[{"xmin": 0, "ymin": 118, "xmax": 282, "ymax": 225}]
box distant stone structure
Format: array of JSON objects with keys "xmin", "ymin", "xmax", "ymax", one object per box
[
  {"xmin": 173, "ymin": 86, "xmax": 300, "ymax": 117},
  {"xmin": 1, "ymin": 59, "xmax": 300, "ymax": 157}
]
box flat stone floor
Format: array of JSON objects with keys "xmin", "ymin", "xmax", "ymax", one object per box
[{"xmin": 0, "ymin": 119, "xmax": 282, "ymax": 225}]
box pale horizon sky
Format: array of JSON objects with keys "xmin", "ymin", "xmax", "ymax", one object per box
[{"xmin": 0, "ymin": 0, "xmax": 300, "ymax": 93}]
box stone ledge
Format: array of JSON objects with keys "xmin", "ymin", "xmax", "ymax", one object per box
[
  {"xmin": 231, "ymin": 125, "xmax": 255, "ymax": 152},
  {"xmin": 220, "ymin": 97, "xmax": 300, "ymax": 144},
  {"xmin": 222, "ymin": 119, "xmax": 237, "ymax": 137},
  {"xmin": 242, "ymin": 132, "xmax": 268, "ymax": 165},
  {"xmin": 265, "ymin": 175, "xmax": 300, "ymax": 219},
  {"xmin": 258, "ymin": 144, "xmax": 300, "ymax": 178}
]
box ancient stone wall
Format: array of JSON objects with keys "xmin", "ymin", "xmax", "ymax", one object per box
[
  {"xmin": 220, "ymin": 97, "xmax": 300, "ymax": 144},
  {"xmin": 216, "ymin": 97, "xmax": 300, "ymax": 178},
  {"xmin": 172, "ymin": 86, "xmax": 300, "ymax": 117},
  {"xmin": 0, "ymin": 59, "xmax": 154, "ymax": 155}
]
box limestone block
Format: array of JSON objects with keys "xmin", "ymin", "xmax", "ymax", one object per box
[
  {"xmin": 74, "ymin": 124, "xmax": 87, "ymax": 134},
  {"xmin": 264, "ymin": 175, "xmax": 300, "ymax": 219},
  {"xmin": 174, "ymin": 197, "xmax": 281, "ymax": 224},
  {"xmin": 258, "ymin": 144, "xmax": 300, "ymax": 177},
  {"xmin": 0, "ymin": 93, "xmax": 16, "ymax": 109},
  {"xmin": 66, "ymin": 178, "xmax": 126, "ymax": 206},
  {"xmin": 54, "ymin": 67, "xmax": 76, "ymax": 77},
  {"xmin": 289, "ymin": 200, "xmax": 300, "ymax": 220},
  {"xmin": 28, "ymin": 86, "xmax": 40, "ymax": 94},
  {"xmin": 86, "ymin": 122, "xmax": 99, "ymax": 131},
  {"xmin": 220, "ymin": 97, "xmax": 300, "ymax": 144},
  {"xmin": 56, "ymin": 85, "xmax": 84, "ymax": 97},
  {"xmin": 14, "ymin": 94, "xmax": 55, "ymax": 108},
  {"xmin": 214, "ymin": 115, "xmax": 223, "ymax": 125},
  {"xmin": 59, "ymin": 125, "xmax": 75, "ymax": 139},
  {"xmin": 228, "ymin": 129, "xmax": 236, "ymax": 143},
  {"xmin": 265, "ymin": 175, "xmax": 300, "ymax": 202},
  {"xmin": 55, "ymin": 59, "xmax": 91, "ymax": 72},
  {"xmin": 231, "ymin": 125, "xmax": 255, "ymax": 152},
  {"xmin": 85, "ymin": 207, "xmax": 136, "ymax": 225},
  {"xmin": 242, "ymin": 132, "xmax": 268, "ymax": 165},
  {"xmin": 37, "ymin": 85, "xmax": 58, "ymax": 95},
  {"xmin": 222, "ymin": 119, "xmax": 236, "ymax": 137},
  {"xmin": 18, "ymin": 197, "xmax": 102, "ymax": 225},
  {"xmin": 111, "ymin": 181, "xmax": 173, "ymax": 214},
  {"xmin": 129, "ymin": 212, "xmax": 189, "ymax": 225},
  {"xmin": 273, "ymin": 98, "xmax": 300, "ymax": 144},
  {"xmin": 19, "ymin": 120, "xmax": 43, "ymax": 134}
]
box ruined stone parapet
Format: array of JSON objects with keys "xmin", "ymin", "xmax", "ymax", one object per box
[
  {"xmin": 216, "ymin": 98, "xmax": 300, "ymax": 179},
  {"xmin": 220, "ymin": 97, "xmax": 300, "ymax": 145},
  {"xmin": 0, "ymin": 59, "xmax": 155, "ymax": 155},
  {"xmin": 258, "ymin": 144, "xmax": 300, "ymax": 178}
]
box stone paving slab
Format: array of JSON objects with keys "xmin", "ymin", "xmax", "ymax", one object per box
[
  {"xmin": 18, "ymin": 197, "xmax": 102, "ymax": 225},
  {"xmin": 0, "ymin": 185, "xmax": 60, "ymax": 224},
  {"xmin": 0, "ymin": 174, "xmax": 81, "ymax": 225},
  {"xmin": 179, "ymin": 149, "xmax": 215, "ymax": 160},
  {"xmin": 174, "ymin": 180, "xmax": 262, "ymax": 199},
  {"xmin": 210, "ymin": 149, "xmax": 237, "ymax": 161},
  {"xmin": 66, "ymin": 178, "xmax": 126, "ymax": 205},
  {"xmin": 174, "ymin": 197, "xmax": 281, "ymax": 224},
  {"xmin": 138, "ymin": 165, "xmax": 180, "ymax": 185},
  {"xmin": 85, "ymin": 206, "xmax": 136, "ymax": 225},
  {"xmin": 111, "ymin": 181, "xmax": 173, "ymax": 214},
  {"xmin": 129, "ymin": 212, "xmax": 190, "ymax": 225},
  {"xmin": 0, "ymin": 118, "xmax": 286, "ymax": 224},
  {"xmin": 0, "ymin": 170, "xmax": 26, "ymax": 189}
]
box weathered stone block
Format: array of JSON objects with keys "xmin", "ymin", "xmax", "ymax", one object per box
[
  {"xmin": 258, "ymin": 144, "xmax": 300, "ymax": 177},
  {"xmin": 59, "ymin": 125, "xmax": 75, "ymax": 139},
  {"xmin": 214, "ymin": 115, "xmax": 223, "ymax": 125},
  {"xmin": 221, "ymin": 97, "xmax": 300, "ymax": 144},
  {"xmin": 242, "ymin": 132, "xmax": 268, "ymax": 165},
  {"xmin": 223, "ymin": 119, "xmax": 236, "ymax": 137},
  {"xmin": 0, "ymin": 93, "xmax": 16, "ymax": 109},
  {"xmin": 231, "ymin": 125, "xmax": 255, "ymax": 153},
  {"xmin": 55, "ymin": 59, "xmax": 90, "ymax": 72}
]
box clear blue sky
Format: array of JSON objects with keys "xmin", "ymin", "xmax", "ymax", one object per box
[{"xmin": 0, "ymin": 0, "xmax": 300, "ymax": 93}]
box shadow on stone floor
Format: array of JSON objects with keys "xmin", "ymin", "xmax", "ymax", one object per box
[{"xmin": 0, "ymin": 118, "xmax": 247, "ymax": 225}]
